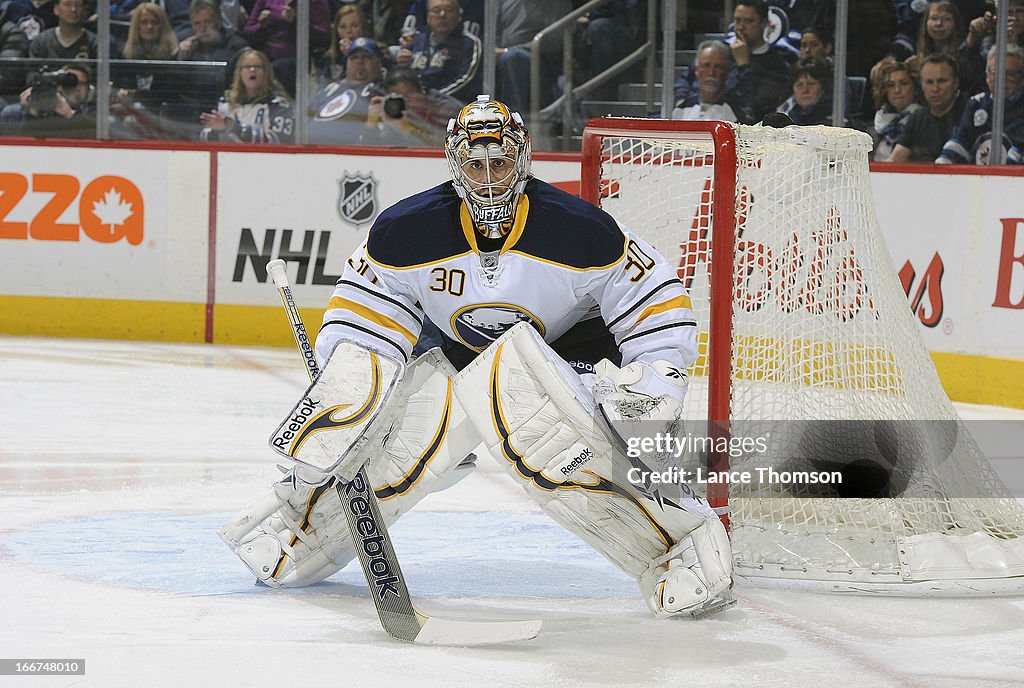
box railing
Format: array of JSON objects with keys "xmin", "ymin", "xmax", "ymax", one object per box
[{"xmin": 528, "ymin": 0, "xmax": 658, "ymax": 150}]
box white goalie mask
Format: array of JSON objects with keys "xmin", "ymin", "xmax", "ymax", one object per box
[{"xmin": 445, "ymin": 95, "xmax": 532, "ymax": 239}]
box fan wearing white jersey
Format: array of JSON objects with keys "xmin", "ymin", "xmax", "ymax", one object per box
[{"xmin": 221, "ymin": 95, "xmax": 733, "ymax": 618}]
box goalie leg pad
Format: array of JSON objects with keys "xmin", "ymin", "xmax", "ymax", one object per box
[
  {"xmin": 455, "ymin": 323, "xmax": 731, "ymax": 603},
  {"xmin": 639, "ymin": 516, "xmax": 733, "ymax": 618},
  {"xmin": 221, "ymin": 349, "xmax": 479, "ymax": 587},
  {"xmin": 268, "ymin": 339, "xmax": 404, "ymax": 481}
]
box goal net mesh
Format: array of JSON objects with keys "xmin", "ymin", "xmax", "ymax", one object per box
[{"xmin": 585, "ymin": 121, "xmax": 1024, "ymax": 590}]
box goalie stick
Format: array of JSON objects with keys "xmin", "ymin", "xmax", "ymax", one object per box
[{"xmin": 266, "ymin": 259, "xmax": 542, "ymax": 646}]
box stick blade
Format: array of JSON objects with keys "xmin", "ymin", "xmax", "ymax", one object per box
[{"xmin": 413, "ymin": 617, "xmax": 543, "ymax": 646}]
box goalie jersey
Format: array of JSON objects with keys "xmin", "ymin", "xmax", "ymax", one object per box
[{"xmin": 317, "ymin": 179, "xmax": 699, "ymax": 370}]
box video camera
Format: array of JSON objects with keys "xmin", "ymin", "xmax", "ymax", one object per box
[{"xmin": 27, "ymin": 68, "xmax": 80, "ymax": 113}]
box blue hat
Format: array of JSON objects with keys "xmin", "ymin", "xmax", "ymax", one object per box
[{"xmin": 347, "ymin": 37, "xmax": 383, "ymax": 59}]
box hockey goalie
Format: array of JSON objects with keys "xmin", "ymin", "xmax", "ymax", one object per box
[{"xmin": 220, "ymin": 95, "xmax": 733, "ymax": 618}]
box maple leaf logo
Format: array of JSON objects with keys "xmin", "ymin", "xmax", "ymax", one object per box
[{"xmin": 91, "ymin": 188, "xmax": 134, "ymax": 233}]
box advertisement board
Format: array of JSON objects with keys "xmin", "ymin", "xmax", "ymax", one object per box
[
  {"xmin": 0, "ymin": 143, "xmax": 209, "ymax": 340},
  {"xmin": 0, "ymin": 138, "xmax": 1021, "ymax": 405}
]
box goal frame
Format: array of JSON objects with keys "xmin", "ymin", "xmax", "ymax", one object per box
[{"xmin": 581, "ymin": 118, "xmax": 739, "ymax": 514}]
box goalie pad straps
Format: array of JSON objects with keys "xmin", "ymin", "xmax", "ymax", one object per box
[
  {"xmin": 454, "ymin": 323, "xmax": 724, "ymax": 587},
  {"xmin": 221, "ymin": 348, "xmax": 479, "ymax": 587}
]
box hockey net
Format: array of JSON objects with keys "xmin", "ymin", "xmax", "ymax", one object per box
[{"xmin": 581, "ymin": 119, "xmax": 1024, "ymax": 593}]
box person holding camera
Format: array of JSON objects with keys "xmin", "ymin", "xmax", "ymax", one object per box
[
  {"xmin": 0, "ymin": 62, "xmax": 95, "ymax": 137},
  {"xmin": 363, "ymin": 66, "xmax": 462, "ymax": 147},
  {"xmin": 960, "ymin": 0, "xmax": 1024, "ymax": 93}
]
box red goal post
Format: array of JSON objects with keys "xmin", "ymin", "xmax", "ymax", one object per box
[{"xmin": 582, "ymin": 119, "xmax": 737, "ymax": 514}]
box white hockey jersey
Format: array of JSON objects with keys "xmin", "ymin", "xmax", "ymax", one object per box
[{"xmin": 316, "ymin": 179, "xmax": 699, "ymax": 370}]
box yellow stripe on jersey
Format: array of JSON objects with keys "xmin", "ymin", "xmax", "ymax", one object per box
[
  {"xmin": 326, "ymin": 296, "xmax": 417, "ymax": 346},
  {"xmin": 459, "ymin": 195, "xmax": 529, "ymax": 254},
  {"xmin": 636, "ymin": 295, "xmax": 694, "ymax": 323}
]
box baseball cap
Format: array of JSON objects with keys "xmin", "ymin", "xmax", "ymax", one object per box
[{"xmin": 347, "ymin": 37, "xmax": 383, "ymax": 60}]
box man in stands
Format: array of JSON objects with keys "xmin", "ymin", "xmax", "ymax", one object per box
[
  {"xmin": 728, "ymin": 0, "xmax": 797, "ymax": 124},
  {"xmin": 938, "ymin": 44, "xmax": 1024, "ymax": 164},
  {"xmin": 889, "ymin": 53, "xmax": 966, "ymax": 162}
]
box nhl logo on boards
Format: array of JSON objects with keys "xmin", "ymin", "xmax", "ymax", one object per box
[{"xmin": 337, "ymin": 173, "xmax": 378, "ymax": 228}]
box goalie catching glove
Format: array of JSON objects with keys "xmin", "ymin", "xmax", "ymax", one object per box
[{"xmin": 592, "ymin": 358, "xmax": 689, "ymax": 425}]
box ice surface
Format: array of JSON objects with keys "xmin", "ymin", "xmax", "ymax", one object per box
[{"xmin": 2, "ymin": 336, "xmax": 1023, "ymax": 688}]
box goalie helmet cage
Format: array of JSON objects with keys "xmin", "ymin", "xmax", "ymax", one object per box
[{"xmin": 581, "ymin": 118, "xmax": 1024, "ymax": 594}]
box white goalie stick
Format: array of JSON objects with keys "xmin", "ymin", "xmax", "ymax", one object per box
[{"xmin": 265, "ymin": 259, "xmax": 542, "ymax": 646}]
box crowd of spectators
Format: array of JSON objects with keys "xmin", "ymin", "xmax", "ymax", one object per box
[
  {"xmin": 670, "ymin": 0, "xmax": 1024, "ymax": 164},
  {"xmin": 0, "ymin": 0, "xmax": 1021, "ymax": 163}
]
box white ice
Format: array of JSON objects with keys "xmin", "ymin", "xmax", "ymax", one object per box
[{"xmin": 2, "ymin": 336, "xmax": 1024, "ymax": 688}]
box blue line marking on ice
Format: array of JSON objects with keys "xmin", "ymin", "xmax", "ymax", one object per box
[{"xmin": 2, "ymin": 511, "xmax": 638, "ymax": 598}]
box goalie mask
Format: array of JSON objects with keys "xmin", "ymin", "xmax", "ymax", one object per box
[{"xmin": 445, "ymin": 95, "xmax": 532, "ymax": 239}]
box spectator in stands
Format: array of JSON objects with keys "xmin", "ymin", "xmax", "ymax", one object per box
[
  {"xmin": 307, "ymin": 35, "xmax": 385, "ymax": 144},
  {"xmin": 873, "ymin": 1, "xmax": 966, "ymax": 84},
  {"xmin": 363, "ymin": 66, "xmax": 462, "ymax": 146},
  {"xmin": 938, "ymin": 43, "xmax": 1024, "ymax": 163},
  {"xmin": 395, "ymin": 0, "xmax": 481, "ymax": 103},
  {"xmin": 776, "ymin": 57, "xmax": 840, "ymax": 126},
  {"xmin": 159, "ymin": 0, "xmax": 193, "ymax": 40},
  {"xmin": 199, "ymin": 47, "xmax": 294, "ymax": 143},
  {"xmin": 1, "ymin": 0, "xmax": 56, "ymax": 44},
  {"xmin": 672, "ymin": 40, "xmax": 738, "ymax": 122},
  {"xmin": 0, "ymin": 61, "xmax": 95, "ymax": 137},
  {"xmin": 113, "ymin": 2, "xmax": 180, "ymax": 112},
  {"xmin": 960, "ymin": 0, "xmax": 1024, "ymax": 94},
  {"xmin": 29, "ymin": 0, "xmax": 96, "ymax": 59},
  {"xmin": 800, "ymin": 25, "xmax": 833, "ymax": 63},
  {"xmin": 870, "ymin": 60, "xmax": 922, "ymax": 160},
  {"xmin": 243, "ymin": 0, "xmax": 330, "ymax": 63},
  {"xmin": 495, "ymin": 0, "xmax": 573, "ymax": 116},
  {"xmin": 728, "ymin": 0, "xmax": 797, "ymax": 124},
  {"xmin": 577, "ymin": 0, "xmax": 643, "ymax": 102},
  {"xmin": 122, "ymin": 2, "xmax": 178, "ymax": 60},
  {"xmin": 316, "ymin": 3, "xmax": 372, "ymax": 85},
  {"xmin": 888, "ymin": 53, "xmax": 966, "ymax": 162},
  {"xmin": 891, "ymin": 0, "xmax": 989, "ymax": 63},
  {"xmin": 0, "ymin": 19, "xmax": 30, "ymax": 101},
  {"xmin": 178, "ymin": 0, "xmax": 250, "ymax": 87},
  {"xmin": 401, "ymin": 0, "xmax": 481, "ymax": 40}
]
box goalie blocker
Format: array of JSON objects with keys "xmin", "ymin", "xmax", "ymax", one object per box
[{"xmin": 454, "ymin": 323, "xmax": 733, "ymax": 617}]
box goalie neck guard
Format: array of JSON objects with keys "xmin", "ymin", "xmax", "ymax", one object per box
[{"xmin": 445, "ymin": 95, "xmax": 532, "ymax": 239}]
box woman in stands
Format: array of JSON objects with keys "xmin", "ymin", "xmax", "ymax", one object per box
[
  {"xmin": 316, "ymin": 3, "xmax": 372, "ymax": 86},
  {"xmin": 870, "ymin": 60, "xmax": 922, "ymax": 160},
  {"xmin": 199, "ymin": 48, "xmax": 295, "ymax": 143},
  {"xmin": 122, "ymin": 2, "xmax": 179, "ymax": 60},
  {"xmin": 776, "ymin": 58, "xmax": 840, "ymax": 126}
]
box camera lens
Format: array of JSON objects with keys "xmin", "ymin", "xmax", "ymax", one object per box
[{"xmin": 383, "ymin": 94, "xmax": 405, "ymax": 118}]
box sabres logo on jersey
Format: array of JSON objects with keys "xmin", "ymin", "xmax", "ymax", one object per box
[{"xmin": 451, "ymin": 304, "xmax": 545, "ymax": 351}]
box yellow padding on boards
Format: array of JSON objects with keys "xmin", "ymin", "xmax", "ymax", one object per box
[
  {"xmin": 931, "ymin": 352, "xmax": 1024, "ymax": 409},
  {"xmin": 213, "ymin": 304, "xmax": 326, "ymax": 346},
  {"xmin": 0, "ymin": 295, "xmax": 205, "ymax": 341}
]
